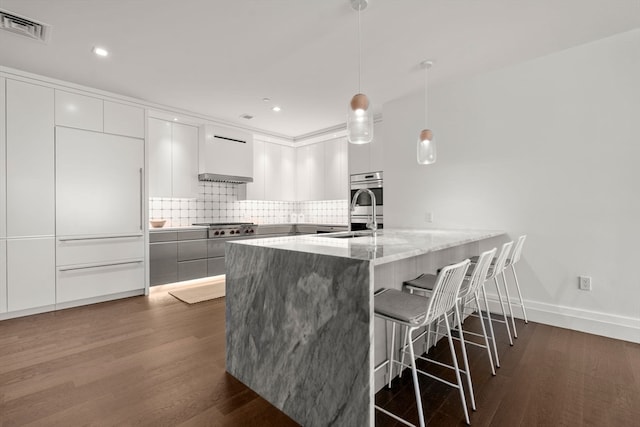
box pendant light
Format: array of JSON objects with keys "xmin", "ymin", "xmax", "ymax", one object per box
[
  {"xmin": 347, "ymin": 0, "xmax": 373, "ymax": 145},
  {"xmin": 417, "ymin": 60, "xmax": 436, "ymax": 164}
]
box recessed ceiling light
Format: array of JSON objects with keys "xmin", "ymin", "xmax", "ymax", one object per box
[
  {"xmin": 92, "ymin": 46, "xmax": 109, "ymax": 57},
  {"xmin": 173, "ymin": 118, "xmax": 178, "ymax": 121},
  {"xmin": 262, "ymin": 97, "xmax": 271, "ymax": 102},
  {"xmin": 272, "ymin": 106, "xmax": 281, "ymax": 112}
]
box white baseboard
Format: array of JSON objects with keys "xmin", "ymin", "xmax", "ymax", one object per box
[
  {"xmin": 55, "ymin": 289, "xmax": 145, "ymax": 311},
  {"xmin": 0, "ymin": 304, "xmax": 56, "ymax": 321},
  {"xmin": 484, "ymin": 296, "xmax": 640, "ymax": 344}
]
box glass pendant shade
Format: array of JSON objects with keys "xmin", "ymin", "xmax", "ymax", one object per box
[
  {"xmin": 417, "ymin": 129, "xmax": 436, "ymax": 164},
  {"xmin": 348, "ymin": 93, "xmax": 374, "ymax": 144}
]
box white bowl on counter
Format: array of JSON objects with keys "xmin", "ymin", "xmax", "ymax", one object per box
[{"xmin": 150, "ymin": 219, "xmax": 167, "ymax": 228}]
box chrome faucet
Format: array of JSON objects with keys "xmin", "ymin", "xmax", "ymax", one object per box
[{"xmin": 351, "ymin": 188, "xmax": 377, "ymax": 231}]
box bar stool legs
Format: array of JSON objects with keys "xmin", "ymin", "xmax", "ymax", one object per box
[
  {"xmin": 506, "ymin": 235, "xmax": 529, "ymax": 324},
  {"xmin": 454, "ymin": 302, "xmax": 476, "ymax": 411},
  {"xmin": 500, "ymin": 269, "xmax": 519, "ymax": 339},
  {"xmin": 481, "ymin": 283, "xmax": 501, "ymax": 368},
  {"xmin": 377, "ymin": 320, "xmax": 426, "ymax": 427},
  {"xmin": 492, "ymin": 275, "xmax": 513, "ymax": 346},
  {"xmin": 510, "ymin": 262, "xmax": 529, "ymax": 323}
]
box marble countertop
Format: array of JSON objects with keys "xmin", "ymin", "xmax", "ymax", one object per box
[
  {"xmin": 148, "ymin": 223, "xmax": 348, "ymax": 233},
  {"xmin": 229, "ymin": 228, "xmax": 504, "ymax": 265}
]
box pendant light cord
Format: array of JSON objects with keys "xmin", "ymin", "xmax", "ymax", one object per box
[
  {"xmin": 424, "ymin": 64, "xmax": 428, "ymax": 126},
  {"xmin": 357, "ymin": 5, "xmax": 362, "ymax": 93}
]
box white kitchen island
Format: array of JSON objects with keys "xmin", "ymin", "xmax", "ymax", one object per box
[{"xmin": 225, "ymin": 228, "xmax": 504, "ymax": 426}]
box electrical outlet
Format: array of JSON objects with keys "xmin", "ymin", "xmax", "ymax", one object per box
[
  {"xmin": 424, "ymin": 212, "xmax": 433, "ymax": 223},
  {"xmin": 578, "ymin": 276, "xmax": 592, "ymax": 291}
]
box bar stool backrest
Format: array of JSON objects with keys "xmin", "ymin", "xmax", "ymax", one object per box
[
  {"xmin": 510, "ymin": 235, "xmax": 527, "ymax": 265},
  {"xmin": 422, "ymin": 259, "xmax": 470, "ymax": 327},
  {"xmin": 487, "ymin": 241, "xmax": 513, "ymax": 280},
  {"xmin": 460, "ymin": 247, "xmax": 497, "ymax": 300}
]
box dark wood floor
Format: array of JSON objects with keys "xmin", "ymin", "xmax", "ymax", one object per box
[{"xmin": 0, "ymin": 287, "xmax": 638, "ymax": 426}]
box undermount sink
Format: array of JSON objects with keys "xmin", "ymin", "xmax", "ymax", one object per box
[{"xmin": 323, "ymin": 231, "xmax": 375, "ymax": 239}]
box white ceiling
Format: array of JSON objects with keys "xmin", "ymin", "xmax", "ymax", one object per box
[{"xmin": 1, "ymin": 0, "xmax": 638, "ymax": 139}]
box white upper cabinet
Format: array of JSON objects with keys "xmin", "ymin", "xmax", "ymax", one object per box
[
  {"xmin": 104, "ymin": 101, "xmax": 145, "ymax": 138},
  {"xmin": 56, "ymin": 91, "xmax": 144, "ymax": 138},
  {"xmin": 296, "ymin": 143, "xmax": 326, "ymax": 201},
  {"xmin": 6, "ymin": 79, "xmax": 55, "ymax": 238},
  {"xmin": 148, "ymin": 118, "xmax": 173, "ymax": 197},
  {"xmin": 371, "ymin": 121, "xmax": 384, "ymax": 173},
  {"xmin": 348, "ymin": 120, "xmax": 384, "ymax": 175},
  {"xmin": 148, "ymin": 118, "xmax": 198, "ymax": 198},
  {"xmin": 324, "ymin": 138, "xmax": 348, "ymax": 200},
  {"xmin": 55, "ymin": 90, "xmax": 103, "ymax": 132},
  {"xmin": 264, "ymin": 143, "xmax": 282, "ymax": 201},
  {"xmin": 295, "ymin": 138, "xmax": 349, "ymax": 201},
  {"xmin": 247, "ymin": 140, "xmax": 295, "ymax": 201},
  {"xmin": 280, "ymin": 145, "xmax": 296, "ymax": 201},
  {"xmin": 199, "ymin": 124, "xmax": 253, "ymax": 178},
  {"xmin": 171, "ymin": 123, "xmax": 199, "ymax": 199},
  {"xmin": 246, "ymin": 139, "xmax": 265, "ymax": 200}
]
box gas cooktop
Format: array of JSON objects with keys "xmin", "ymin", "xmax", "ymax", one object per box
[
  {"xmin": 192, "ymin": 222, "xmax": 254, "ymax": 227},
  {"xmin": 192, "ymin": 222, "xmax": 256, "ymax": 238}
]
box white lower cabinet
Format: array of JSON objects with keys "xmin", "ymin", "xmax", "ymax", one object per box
[
  {"xmin": 57, "ymin": 260, "xmax": 144, "ymax": 304},
  {"xmin": 7, "ymin": 238, "xmax": 55, "ymax": 312},
  {"xmin": 0, "ymin": 240, "xmax": 6, "ymax": 314},
  {"xmin": 56, "ymin": 235, "xmax": 144, "ymax": 266}
]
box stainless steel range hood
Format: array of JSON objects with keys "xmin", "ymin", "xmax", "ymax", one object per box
[{"xmin": 198, "ymin": 173, "xmax": 253, "ymax": 184}]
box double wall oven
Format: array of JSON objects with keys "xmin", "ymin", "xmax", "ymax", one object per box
[{"xmin": 349, "ymin": 171, "xmax": 383, "ymax": 231}]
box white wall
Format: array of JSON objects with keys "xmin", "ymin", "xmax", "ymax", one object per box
[{"xmin": 382, "ymin": 29, "xmax": 640, "ymax": 342}]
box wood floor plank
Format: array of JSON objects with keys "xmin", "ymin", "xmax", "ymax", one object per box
[{"xmin": 1, "ymin": 286, "xmax": 639, "ymax": 426}]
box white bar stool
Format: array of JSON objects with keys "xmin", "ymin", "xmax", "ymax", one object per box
[
  {"xmin": 402, "ymin": 248, "xmax": 498, "ymax": 412},
  {"xmin": 504, "ymin": 235, "xmax": 529, "ymax": 324},
  {"xmin": 374, "ymin": 259, "xmax": 471, "ymax": 427}
]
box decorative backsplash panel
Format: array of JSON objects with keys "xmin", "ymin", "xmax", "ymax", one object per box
[{"xmin": 149, "ymin": 182, "xmax": 349, "ymax": 227}]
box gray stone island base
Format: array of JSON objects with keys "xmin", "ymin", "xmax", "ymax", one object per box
[{"xmin": 225, "ymin": 243, "xmax": 372, "ymax": 426}]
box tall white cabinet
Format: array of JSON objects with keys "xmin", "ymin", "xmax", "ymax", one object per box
[
  {"xmin": 5, "ymin": 79, "xmax": 56, "ymax": 313},
  {"xmin": 55, "ymin": 123, "xmax": 145, "ymax": 302},
  {"xmin": 54, "ymin": 91, "xmax": 145, "ymax": 307},
  {"xmin": 0, "ymin": 78, "xmax": 5, "ymax": 314},
  {"xmin": 324, "ymin": 138, "xmax": 349, "ymax": 200},
  {"xmin": 0, "ymin": 76, "xmax": 147, "ymax": 319},
  {"xmin": 148, "ymin": 118, "xmax": 199, "ymax": 199}
]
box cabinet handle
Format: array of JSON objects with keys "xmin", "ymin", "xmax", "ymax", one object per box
[
  {"xmin": 139, "ymin": 167, "xmax": 144, "ymax": 231},
  {"xmin": 58, "ymin": 260, "xmax": 143, "ymax": 272},
  {"xmin": 58, "ymin": 234, "xmax": 143, "ymax": 242}
]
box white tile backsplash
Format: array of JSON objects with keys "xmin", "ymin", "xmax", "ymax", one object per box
[{"xmin": 149, "ymin": 182, "xmax": 349, "ymax": 227}]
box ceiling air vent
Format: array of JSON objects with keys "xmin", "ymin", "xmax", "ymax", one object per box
[
  {"xmin": 240, "ymin": 113, "xmax": 254, "ymax": 120},
  {"xmin": 0, "ymin": 9, "xmax": 51, "ymax": 43}
]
